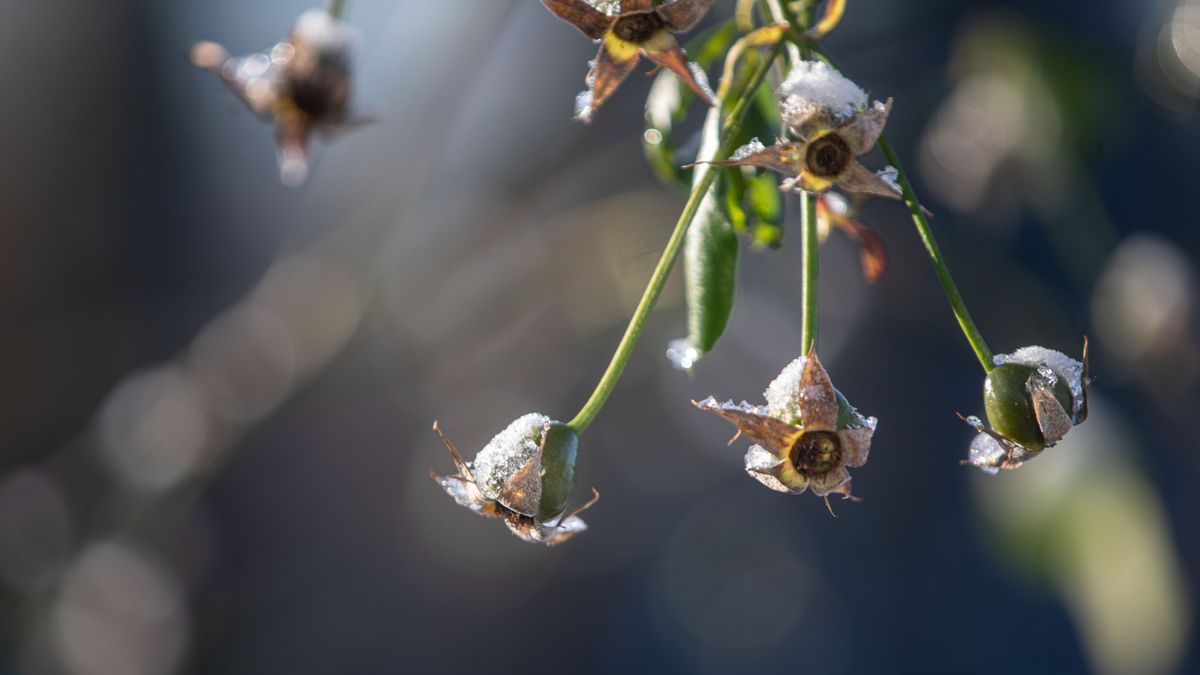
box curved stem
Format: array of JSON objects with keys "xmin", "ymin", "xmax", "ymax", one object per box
[
  {"xmin": 328, "ymin": 0, "xmax": 347, "ymax": 19},
  {"xmin": 806, "ymin": 43, "xmax": 995, "ymax": 373},
  {"xmin": 877, "ymin": 138, "xmax": 994, "ymax": 371},
  {"xmin": 568, "ymin": 45, "xmax": 784, "ymax": 434}
]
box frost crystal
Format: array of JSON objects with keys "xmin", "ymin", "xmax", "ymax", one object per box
[
  {"xmin": 877, "ymin": 166, "xmax": 901, "ymax": 194},
  {"xmin": 688, "ymin": 62, "xmax": 716, "ymax": 102},
  {"xmin": 968, "ymin": 433, "xmax": 1007, "ymax": 475},
  {"xmin": 732, "ymin": 138, "xmax": 767, "ymax": 161},
  {"xmin": 778, "ymin": 60, "xmax": 867, "ymax": 121},
  {"xmin": 744, "ymin": 445, "xmax": 793, "ymax": 493},
  {"xmin": 471, "ymin": 413, "xmax": 549, "ymax": 499},
  {"xmin": 587, "ymin": 0, "xmax": 622, "ymax": 15},
  {"xmin": 763, "ymin": 354, "xmax": 809, "ymax": 424},
  {"xmin": 994, "ymin": 346, "xmax": 1084, "ymax": 415}
]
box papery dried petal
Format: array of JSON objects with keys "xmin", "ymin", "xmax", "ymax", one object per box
[
  {"xmin": 656, "ymin": 0, "xmax": 718, "ymax": 32},
  {"xmin": 578, "ymin": 43, "xmax": 641, "ymax": 121},
  {"xmin": 540, "ymin": 0, "xmax": 616, "ymax": 39},
  {"xmin": 707, "ymin": 141, "xmax": 807, "ymax": 176},
  {"xmin": 838, "ymin": 98, "xmax": 892, "ymax": 155},
  {"xmin": 838, "ymin": 427, "xmax": 873, "ymax": 468},
  {"xmin": 693, "ymin": 398, "xmax": 803, "ymax": 459},
  {"xmin": 835, "ymin": 161, "xmax": 904, "ymax": 201},
  {"xmin": 807, "ymin": 465, "xmax": 851, "ymax": 497},
  {"xmin": 641, "ymin": 33, "xmax": 716, "ymax": 106},
  {"xmin": 796, "ymin": 351, "xmax": 839, "ymax": 431}
]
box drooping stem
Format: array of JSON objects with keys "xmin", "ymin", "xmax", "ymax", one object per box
[
  {"xmin": 877, "ymin": 138, "xmax": 994, "ymax": 372},
  {"xmin": 805, "ymin": 43, "xmax": 995, "ymax": 372},
  {"xmin": 568, "ymin": 45, "xmax": 784, "ymax": 434},
  {"xmin": 328, "ymin": 0, "xmax": 347, "ymax": 20},
  {"xmin": 796, "ymin": 1, "xmax": 820, "ymax": 354},
  {"xmin": 800, "ymin": 191, "xmax": 819, "ymax": 354}
]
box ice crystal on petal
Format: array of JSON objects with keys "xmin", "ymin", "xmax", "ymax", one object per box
[
  {"xmin": 878, "ymin": 166, "xmax": 901, "ymax": 194},
  {"xmin": 763, "ymin": 353, "xmax": 809, "ymax": 423},
  {"xmin": 732, "ymin": 138, "xmax": 768, "ymax": 161},
  {"xmin": 574, "ymin": 90, "xmax": 595, "ymax": 122},
  {"xmin": 688, "ymin": 62, "xmax": 716, "ymax": 102},
  {"xmin": 471, "ymin": 413, "xmax": 549, "ymax": 500},
  {"xmin": 994, "ymin": 346, "xmax": 1084, "ymax": 408},
  {"xmin": 778, "ymin": 60, "xmax": 867, "ymax": 121},
  {"xmin": 587, "ymin": 0, "xmax": 622, "ymax": 15},
  {"xmin": 666, "ymin": 338, "xmax": 702, "ymax": 371},
  {"xmin": 744, "ymin": 445, "xmax": 795, "ymax": 493},
  {"xmin": 968, "ymin": 433, "xmax": 1008, "ymax": 475}
]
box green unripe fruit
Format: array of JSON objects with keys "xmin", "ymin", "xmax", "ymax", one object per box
[
  {"xmin": 537, "ymin": 422, "xmax": 579, "ymax": 522},
  {"xmin": 984, "ymin": 364, "xmax": 1074, "ymax": 451}
]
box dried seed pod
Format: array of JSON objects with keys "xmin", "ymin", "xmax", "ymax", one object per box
[
  {"xmin": 694, "ymin": 350, "xmax": 877, "ymax": 501},
  {"xmin": 541, "ymin": 0, "xmax": 717, "ymax": 122},
  {"xmin": 192, "ymin": 9, "xmax": 360, "ymax": 185}
]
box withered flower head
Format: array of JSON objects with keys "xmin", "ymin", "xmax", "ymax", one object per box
[
  {"xmin": 191, "ymin": 9, "xmax": 358, "ymax": 186},
  {"xmin": 963, "ymin": 339, "xmax": 1091, "ymax": 473},
  {"xmin": 540, "ymin": 0, "xmax": 717, "ymax": 122},
  {"xmin": 431, "ymin": 414, "xmax": 599, "ymax": 545},
  {"xmin": 706, "ymin": 60, "xmax": 900, "ymax": 201},
  {"xmin": 694, "ymin": 350, "xmax": 877, "ymax": 500}
]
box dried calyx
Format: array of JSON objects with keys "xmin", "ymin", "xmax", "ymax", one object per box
[
  {"xmin": 694, "ymin": 350, "xmax": 877, "ymax": 501},
  {"xmin": 698, "ymin": 60, "xmax": 903, "ymax": 202},
  {"xmin": 540, "ymin": 0, "xmax": 718, "ymax": 122},
  {"xmin": 191, "ymin": 9, "xmax": 360, "ymax": 185}
]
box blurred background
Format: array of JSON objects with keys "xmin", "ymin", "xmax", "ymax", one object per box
[{"xmin": 1, "ymin": 0, "xmax": 1198, "ymax": 673}]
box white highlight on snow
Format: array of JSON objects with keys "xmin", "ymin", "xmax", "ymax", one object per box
[
  {"xmin": 994, "ymin": 346, "xmax": 1085, "ymax": 416},
  {"xmin": 471, "ymin": 413, "xmax": 550, "ymax": 499},
  {"xmin": 778, "ymin": 60, "xmax": 867, "ymax": 121},
  {"xmin": 744, "ymin": 445, "xmax": 793, "ymax": 493},
  {"xmin": 731, "ymin": 137, "xmax": 767, "ymax": 161},
  {"xmin": 763, "ymin": 353, "xmax": 809, "ymax": 424}
]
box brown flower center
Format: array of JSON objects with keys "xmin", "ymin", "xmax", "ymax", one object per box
[
  {"xmin": 805, "ymin": 134, "xmax": 851, "ymax": 178},
  {"xmin": 789, "ymin": 430, "xmax": 842, "ymax": 476},
  {"xmin": 613, "ymin": 12, "xmax": 664, "ymax": 44}
]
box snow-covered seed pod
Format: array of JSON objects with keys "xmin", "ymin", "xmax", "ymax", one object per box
[
  {"xmin": 694, "ymin": 350, "xmax": 877, "ymax": 504},
  {"xmin": 431, "ymin": 415, "xmax": 598, "ymax": 546},
  {"xmin": 963, "ymin": 339, "xmax": 1091, "ymax": 473}
]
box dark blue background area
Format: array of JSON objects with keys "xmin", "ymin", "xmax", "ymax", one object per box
[{"xmin": 0, "ymin": 1, "xmax": 1196, "ymax": 673}]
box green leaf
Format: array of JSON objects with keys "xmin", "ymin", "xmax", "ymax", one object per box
[
  {"xmin": 537, "ymin": 422, "xmax": 579, "ymax": 522},
  {"xmin": 682, "ymin": 101, "xmax": 739, "ymax": 359}
]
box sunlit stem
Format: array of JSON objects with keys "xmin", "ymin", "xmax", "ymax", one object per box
[
  {"xmin": 800, "ymin": 192, "xmax": 819, "ymax": 354},
  {"xmin": 877, "ymin": 138, "xmax": 994, "ymax": 371},
  {"xmin": 804, "ymin": 43, "xmax": 995, "ymax": 372},
  {"xmin": 567, "ymin": 45, "xmax": 785, "ymax": 434},
  {"xmin": 328, "ymin": 0, "xmax": 347, "ymax": 19},
  {"xmin": 797, "ymin": 1, "xmax": 820, "ymax": 354}
]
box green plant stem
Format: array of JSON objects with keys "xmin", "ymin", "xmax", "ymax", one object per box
[
  {"xmin": 877, "ymin": 138, "xmax": 994, "ymax": 371},
  {"xmin": 328, "ymin": 0, "xmax": 347, "ymax": 19},
  {"xmin": 800, "ymin": 191, "xmax": 819, "ymax": 353},
  {"xmin": 804, "ymin": 43, "xmax": 995, "ymax": 373},
  {"xmin": 568, "ymin": 45, "xmax": 784, "ymax": 434}
]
